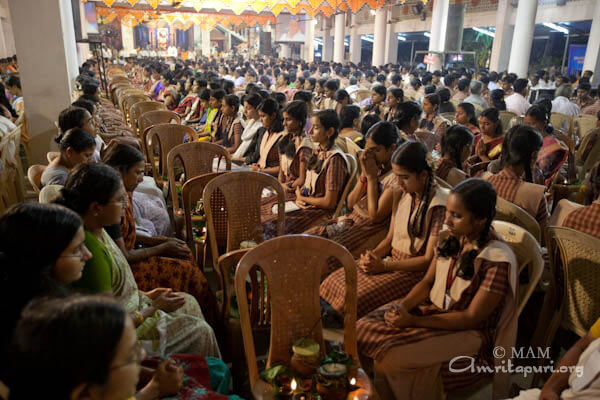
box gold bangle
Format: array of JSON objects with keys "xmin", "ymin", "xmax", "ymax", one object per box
[{"xmin": 133, "ymin": 311, "xmax": 144, "ymax": 325}]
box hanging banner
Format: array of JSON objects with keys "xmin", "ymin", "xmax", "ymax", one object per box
[{"xmin": 568, "ymin": 45, "xmax": 586, "ymax": 77}]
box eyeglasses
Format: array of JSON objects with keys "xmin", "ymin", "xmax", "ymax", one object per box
[
  {"xmin": 110, "ymin": 341, "xmax": 145, "ymax": 370},
  {"xmin": 58, "ymin": 242, "xmax": 90, "ymax": 259},
  {"xmin": 109, "ymin": 195, "xmax": 129, "ymax": 207}
]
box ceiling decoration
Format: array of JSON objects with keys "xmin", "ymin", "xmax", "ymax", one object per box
[{"xmin": 86, "ymin": 0, "xmax": 390, "ymax": 17}]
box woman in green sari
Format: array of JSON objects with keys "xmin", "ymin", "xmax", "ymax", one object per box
[{"xmin": 58, "ymin": 163, "xmax": 221, "ymax": 358}]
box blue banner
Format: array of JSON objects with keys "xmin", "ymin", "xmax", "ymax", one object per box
[{"xmin": 568, "ymin": 45, "xmax": 586, "ymax": 77}]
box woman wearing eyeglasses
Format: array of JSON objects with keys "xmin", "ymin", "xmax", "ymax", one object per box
[
  {"xmin": 0, "ymin": 202, "xmax": 92, "ymax": 371},
  {"xmin": 57, "ymin": 163, "xmax": 220, "ymax": 358},
  {"xmin": 6, "ymin": 296, "xmax": 185, "ymax": 400}
]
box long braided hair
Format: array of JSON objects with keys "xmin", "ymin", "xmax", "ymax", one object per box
[
  {"xmin": 391, "ymin": 141, "xmax": 434, "ymax": 239},
  {"xmin": 437, "ymin": 178, "xmax": 497, "ymax": 279},
  {"xmin": 440, "ymin": 125, "xmax": 474, "ymax": 172},
  {"xmin": 500, "ymin": 125, "xmax": 543, "ymax": 183}
]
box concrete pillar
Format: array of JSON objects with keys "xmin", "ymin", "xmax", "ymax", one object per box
[
  {"xmin": 323, "ymin": 32, "xmax": 334, "ymax": 62},
  {"xmin": 372, "ymin": 7, "xmax": 387, "ymax": 67},
  {"xmin": 7, "ymin": 0, "xmax": 79, "ymax": 164},
  {"xmin": 349, "ymin": 13, "xmax": 361, "ymax": 64},
  {"xmin": 384, "ymin": 22, "xmax": 398, "ymax": 64},
  {"xmin": 304, "ymin": 17, "xmax": 314, "ymax": 62},
  {"xmin": 121, "ymin": 23, "xmax": 135, "ymax": 57},
  {"xmin": 333, "ymin": 13, "xmax": 345, "ymax": 63},
  {"xmin": 428, "ymin": 0, "xmax": 449, "ymax": 71},
  {"xmin": 489, "ymin": 0, "xmax": 514, "ymax": 72},
  {"xmin": 583, "ymin": 0, "xmax": 600, "ymax": 84},
  {"xmin": 224, "ymin": 31, "xmax": 231, "ymax": 52},
  {"xmin": 193, "ymin": 24, "xmax": 201, "ymax": 52},
  {"xmin": 280, "ymin": 43, "xmax": 291, "ymax": 58},
  {"xmin": 201, "ymin": 29, "xmax": 211, "ymax": 57},
  {"xmin": 77, "ymin": 0, "xmax": 91, "ymax": 65},
  {"xmin": 508, "ymin": 0, "xmax": 538, "ymax": 78}
]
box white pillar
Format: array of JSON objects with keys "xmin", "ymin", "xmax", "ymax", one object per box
[
  {"xmin": 323, "ymin": 32, "xmax": 334, "ymax": 62},
  {"xmin": 121, "ymin": 23, "xmax": 135, "ymax": 57},
  {"xmin": 193, "ymin": 25, "xmax": 201, "ymax": 52},
  {"xmin": 428, "ymin": 0, "xmax": 449, "ymax": 71},
  {"xmin": 333, "ymin": 12, "xmax": 345, "ymax": 63},
  {"xmin": 349, "ymin": 13, "xmax": 361, "ymax": 64},
  {"xmin": 77, "ymin": 0, "xmax": 91, "ymax": 65},
  {"xmin": 384, "ymin": 22, "xmax": 398, "ymax": 64},
  {"xmin": 372, "ymin": 7, "xmax": 387, "ymax": 67},
  {"xmin": 507, "ymin": 0, "xmax": 537, "ymax": 78},
  {"xmin": 489, "ymin": 0, "xmax": 514, "ymax": 72},
  {"xmin": 224, "ymin": 31, "xmax": 231, "ymax": 52},
  {"xmin": 583, "ymin": 0, "xmax": 600, "ymax": 84},
  {"xmin": 201, "ymin": 29, "xmax": 211, "ymax": 58},
  {"xmin": 304, "ymin": 17, "xmax": 314, "ymax": 62},
  {"xmin": 280, "ymin": 44, "xmax": 291, "ymax": 58},
  {"xmin": 7, "ymin": 0, "xmax": 79, "ymax": 164}
]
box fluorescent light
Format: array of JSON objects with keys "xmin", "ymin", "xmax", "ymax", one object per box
[
  {"xmin": 424, "ymin": 32, "xmax": 431, "ymax": 37},
  {"xmin": 397, "ymin": 34, "xmax": 407, "ymax": 41},
  {"xmin": 473, "ymin": 27, "xmax": 495, "ymax": 38},
  {"xmin": 361, "ymin": 35, "xmax": 374, "ymax": 43},
  {"xmin": 543, "ymin": 22, "xmax": 569, "ymax": 35},
  {"xmin": 370, "ymin": 10, "xmax": 376, "ymax": 16}
]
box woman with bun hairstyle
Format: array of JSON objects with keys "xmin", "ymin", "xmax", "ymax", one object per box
[
  {"xmin": 41, "ymin": 127, "xmax": 95, "ymax": 188},
  {"xmin": 393, "ymin": 101, "xmax": 422, "ymax": 141},
  {"xmin": 436, "ymin": 125, "xmax": 474, "ymax": 185},
  {"xmin": 321, "ymin": 141, "xmax": 447, "ymax": 319},
  {"xmin": 356, "ymin": 178, "xmax": 517, "ymax": 400},
  {"xmin": 306, "ymin": 121, "xmax": 403, "ymax": 269},
  {"xmin": 485, "ymin": 125, "xmax": 549, "ymax": 234}
]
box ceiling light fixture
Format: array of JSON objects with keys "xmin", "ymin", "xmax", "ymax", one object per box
[
  {"xmin": 543, "ymin": 22, "xmax": 569, "ymax": 35},
  {"xmin": 473, "ymin": 27, "xmax": 495, "ymax": 38}
]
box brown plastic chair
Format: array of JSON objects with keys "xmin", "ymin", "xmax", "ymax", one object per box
[
  {"xmin": 469, "ymin": 160, "xmax": 491, "ymax": 177},
  {"xmin": 576, "ymin": 129, "xmax": 600, "ymax": 181},
  {"xmin": 495, "ymin": 196, "xmax": 542, "ymax": 243},
  {"xmin": 145, "ymin": 123, "xmax": 195, "ymax": 187},
  {"xmin": 167, "ymin": 142, "xmax": 232, "ymax": 213},
  {"xmin": 439, "ymin": 112, "xmax": 456, "ymax": 123},
  {"xmin": 414, "ymin": 129, "xmax": 441, "ymax": 153},
  {"xmin": 531, "ymin": 227, "xmax": 600, "ymax": 385},
  {"xmin": 203, "ymin": 171, "xmax": 286, "ymax": 270},
  {"xmin": 235, "ymin": 235, "xmax": 371, "ymax": 400},
  {"xmin": 131, "ymin": 101, "xmax": 166, "ymax": 136},
  {"xmin": 573, "ymin": 115, "xmax": 597, "ymax": 141},
  {"xmin": 139, "ymin": 110, "xmax": 181, "ymax": 139},
  {"xmin": 117, "ymin": 89, "xmax": 145, "ymax": 114},
  {"xmin": 435, "ymin": 176, "xmax": 452, "ymax": 189},
  {"xmin": 27, "ymin": 165, "xmax": 46, "ymax": 194},
  {"xmin": 352, "ymin": 89, "xmax": 371, "ymax": 102},
  {"xmin": 110, "ymin": 83, "xmax": 133, "ymax": 104},
  {"xmin": 550, "ymin": 184, "xmax": 588, "ymax": 213},
  {"xmin": 333, "ymin": 153, "xmax": 358, "ymax": 218},
  {"xmin": 181, "ymin": 172, "xmax": 228, "ymax": 267},
  {"xmin": 492, "ymin": 221, "xmax": 543, "ymax": 316},
  {"xmin": 122, "ymin": 94, "xmax": 150, "ymax": 127},
  {"xmin": 550, "ymin": 112, "xmax": 573, "ymax": 137},
  {"xmin": 499, "ymin": 111, "xmax": 518, "ymax": 132}
]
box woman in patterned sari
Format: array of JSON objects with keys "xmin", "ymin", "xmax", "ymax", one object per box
[
  {"xmin": 59, "ymin": 163, "xmax": 220, "ymax": 358},
  {"xmin": 524, "ymin": 105, "xmax": 569, "ymax": 186},
  {"xmin": 467, "ymin": 108, "xmax": 505, "ymax": 168},
  {"xmin": 103, "ymin": 144, "xmax": 218, "ymax": 327},
  {"xmin": 356, "ymin": 179, "xmax": 517, "ymax": 400}
]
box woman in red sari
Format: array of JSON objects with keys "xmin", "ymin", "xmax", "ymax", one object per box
[
  {"xmin": 524, "ymin": 105, "xmax": 569, "ymax": 186},
  {"xmin": 103, "ymin": 144, "xmax": 217, "ymax": 327},
  {"xmin": 468, "ymin": 108, "xmax": 504, "ymax": 167}
]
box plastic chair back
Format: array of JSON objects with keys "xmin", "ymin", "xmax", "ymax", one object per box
[
  {"xmin": 145, "ymin": 124, "xmax": 194, "ymax": 185},
  {"xmin": 27, "ymin": 164, "xmax": 46, "ymax": 194},
  {"xmin": 495, "ymin": 196, "xmax": 542, "ymax": 243},
  {"xmin": 333, "ymin": 153, "xmax": 358, "ymax": 218}
]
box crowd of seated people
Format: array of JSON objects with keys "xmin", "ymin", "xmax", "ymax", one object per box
[{"xmin": 3, "ymin": 52, "xmax": 600, "ymax": 400}]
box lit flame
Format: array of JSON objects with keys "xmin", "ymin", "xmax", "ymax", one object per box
[
  {"xmin": 291, "ymin": 378, "xmax": 297, "ymax": 391},
  {"xmin": 350, "ymin": 377, "xmax": 356, "ymax": 385}
]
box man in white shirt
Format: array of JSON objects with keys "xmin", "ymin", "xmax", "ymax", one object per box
[
  {"xmin": 551, "ymin": 84, "xmax": 580, "ymax": 117},
  {"xmin": 345, "ymin": 77, "xmax": 360, "ymax": 96},
  {"xmin": 505, "ymin": 78, "xmax": 531, "ymax": 116},
  {"xmin": 487, "ymin": 71, "xmax": 501, "ymax": 91},
  {"xmin": 233, "ymin": 69, "xmax": 246, "ymax": 88}
]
